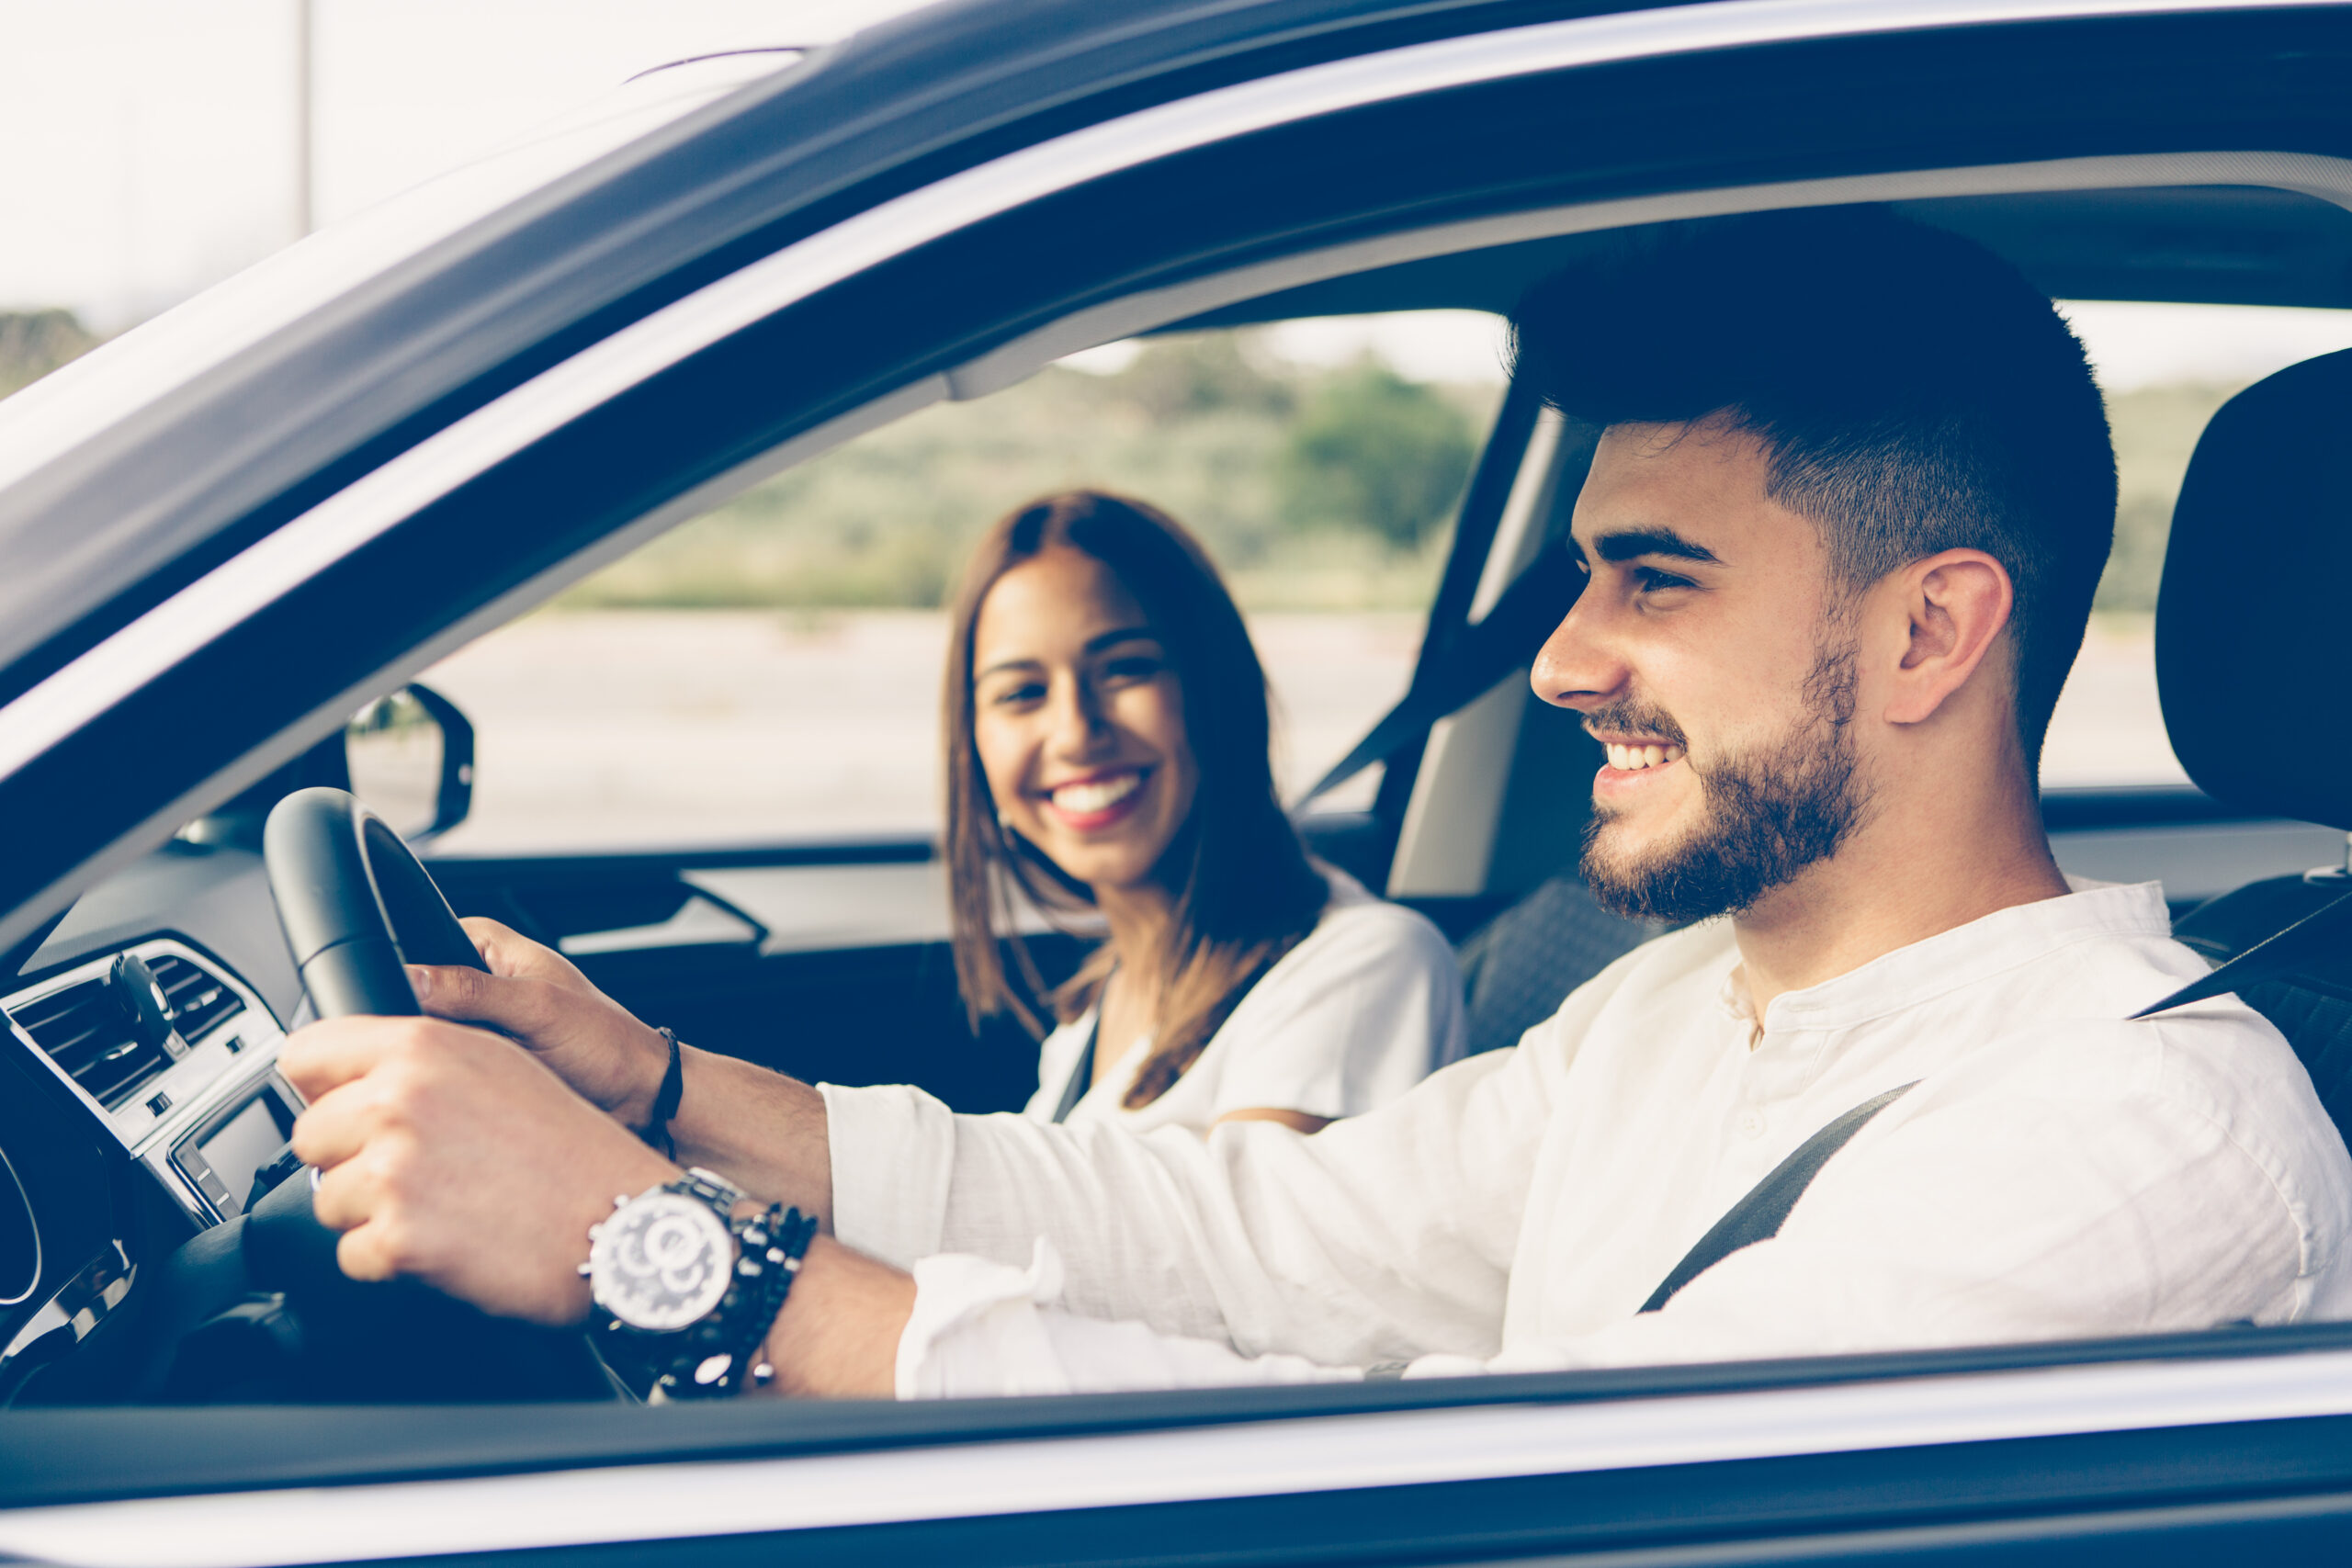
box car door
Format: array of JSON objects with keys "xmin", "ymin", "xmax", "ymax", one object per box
[{"xmin": 11, "ymin": 1, "xmax": 2352, "ymax": 1562}]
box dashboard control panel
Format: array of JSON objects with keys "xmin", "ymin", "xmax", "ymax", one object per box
[{"xmin": 2, "ymin": 937, "xmax": 287, "ymax": 1232}]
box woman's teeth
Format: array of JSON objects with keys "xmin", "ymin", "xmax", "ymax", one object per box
[
  {"xmin": 1050, "ymin": 773, "xmax": 1142, "ymax": 814},
  {"xmin": 1605, "ymin": 741, "xmax": 1686, "ymax": 772}
]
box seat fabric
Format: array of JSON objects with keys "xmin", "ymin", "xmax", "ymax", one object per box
[{"xmin": 1456, "ymin": 875, "xmax": 1654, "ymax": 1055}]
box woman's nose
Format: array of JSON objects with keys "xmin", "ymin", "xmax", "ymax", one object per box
[
  {"xmin": 1531, "ymin": 590, "xmax": 1629, "ymax": 714},
  {"xmin": 1047, "ymin": 674, "xmax": 1112, "ymax": 752}
]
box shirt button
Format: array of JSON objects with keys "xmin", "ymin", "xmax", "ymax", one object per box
[{"xmin": 1737, "ymin": 1111, "xmax": 1766, "ymax": 1140}]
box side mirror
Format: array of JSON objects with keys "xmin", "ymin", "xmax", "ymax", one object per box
[{"xmin": 344, "ymin": 684, "xmax": 474, "ymax": 841}]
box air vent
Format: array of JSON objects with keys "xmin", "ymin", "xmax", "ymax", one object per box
[
  {"xmin": 9, "ymin": 978, "xmax": 170, "ymax": 1110},
  {"xmin": 146, "ymin": 953, "xmax": 244, "ymax": 1044}
]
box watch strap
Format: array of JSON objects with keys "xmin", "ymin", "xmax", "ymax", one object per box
[
  {"xmin": 644, "ymin": 1202, "xmax": 817, "ymax": 1401},
  {"xmin": 589, "ymin": 1169, "xmax": 815, "ymax": 1402}
]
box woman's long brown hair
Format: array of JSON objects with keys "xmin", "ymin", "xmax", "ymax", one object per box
[{"xmin": 944, "ymin": 491, "xmax": 1330, "ymax": 1109}]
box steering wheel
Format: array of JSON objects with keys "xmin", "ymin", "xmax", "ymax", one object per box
[
  {"xmin": 157, "ymin": 788, "xmax": 616, "ymax": 1403},
  {"xmin": 264, "ymin": 785, "xmax": 491, "ymax": 1013}
]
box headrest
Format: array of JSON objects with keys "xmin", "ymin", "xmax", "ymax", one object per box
[{"xmin": 2156, "ymin": 347, "xmax": 2352, "ymax": 830}]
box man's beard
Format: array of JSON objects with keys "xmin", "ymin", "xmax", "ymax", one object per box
[{"xmin": 1579, "ymin": 640, "xmax": 1871, "ymax": 926}]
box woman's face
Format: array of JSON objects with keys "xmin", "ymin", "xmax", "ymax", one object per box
[{"xmin": 971, "ymin": 546, "xmax": 1198, "ymax": 897}]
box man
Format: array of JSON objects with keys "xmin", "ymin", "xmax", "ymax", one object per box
[{"xmin": 283, "ymin": 209, "xmax": 2352, "ymax": 1398}]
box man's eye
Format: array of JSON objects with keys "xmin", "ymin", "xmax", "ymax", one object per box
[{"xmin": 1633, "ymin": 566, "xmax": 1696, "ymax": 592}]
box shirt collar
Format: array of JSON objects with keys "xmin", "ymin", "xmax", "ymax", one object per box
[{"xmin": 1747, "ymin": 880, "xmax": 2171, "ymax": 1034}]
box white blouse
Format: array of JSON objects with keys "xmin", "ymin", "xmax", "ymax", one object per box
[{"xmin": 1020, "ymin": 866, "xmax": 1465, "ymax": 1134}]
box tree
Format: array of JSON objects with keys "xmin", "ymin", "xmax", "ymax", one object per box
[
  {"xmin": 0, "ymin": 310, "xmax": 101, "ymax": 400},
  {"xmin": 1277, "ymin": 360, "xmax": 1476, "ymax": 548},
  {"xmin": 1109, "ymin": 333, "xmax": 1293, "ymax": 422}
]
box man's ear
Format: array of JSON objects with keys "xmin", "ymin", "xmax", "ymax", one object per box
[{"xmin": 1883, "ymin": 549, "xmax": 2014, "ymax": 727}]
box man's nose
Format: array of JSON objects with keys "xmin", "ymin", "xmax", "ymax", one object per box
[{"xmin": 1530, "ymin": 590, "xmax": 1629, "ymax": 714}]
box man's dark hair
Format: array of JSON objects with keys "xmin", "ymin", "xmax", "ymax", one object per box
[{"xmin": 1510, "ymin": 206, "xmax": 2116, "ymax": 765}]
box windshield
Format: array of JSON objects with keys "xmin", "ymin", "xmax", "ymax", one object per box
[{"xmin": 0, "ymin": 50, "xmax": 803, "ymax": 499}]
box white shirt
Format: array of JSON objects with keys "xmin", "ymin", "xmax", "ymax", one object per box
[
  {"xmin": 1023, "ymin": 867, "xmax": 1465, "ymax": 1134},
  {"xmin": 822, "ymin": 882, "xmax": 2352, "ymax": 1398}
]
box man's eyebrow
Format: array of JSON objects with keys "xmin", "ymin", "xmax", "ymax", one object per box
[{"xmin": 1585, "ymin": 527, "xmax": 1723, "ymax": 566}]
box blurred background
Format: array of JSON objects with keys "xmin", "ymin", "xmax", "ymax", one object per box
[{"xmin": 8, "ymin": 1, "xmax": 2352, "ymax": 852}]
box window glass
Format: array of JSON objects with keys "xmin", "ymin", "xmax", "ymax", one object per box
[
  {"xmin": 422, "ymin": 313, "xmax": 1506, "ymax": 852},
  {"xmin": 2040, "ymin": 302, "xmax": 2352, "ymax": 790}
]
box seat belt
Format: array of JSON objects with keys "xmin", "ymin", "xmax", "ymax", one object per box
[
  {"xmin": 1295, "ymin": 546, "xmax": 1582, "ymax": 809},
  {"xmin": 1050, "ymin": 1017, "xmax": 1100, "ymax": 1123},
  {"xmin": 1638, "ymin": 1081, "xmax": 1918, "ymax": 1314},
  {"xmin": 2131, "ymin": 882, "xmax": 2352, "ymax": 1018},
  {"xmin": 1634, "ymin": 890, "xmax": 2352, "ymax": 1314}
]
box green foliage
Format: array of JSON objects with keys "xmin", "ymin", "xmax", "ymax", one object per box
[
  {"xmin": 0, "ymin": 309, "xmax": 101, "ymax": 400},
  {"xmin": 1277, "ymin": 359, "xmax": 1478, "ymax": 548},
  {"xmin": 560, "ymin": 316, "xmax": 2223, "ymax": 619},
  {"xmin": 565, "ymin": 331, "xmax": 1497, "ymax": 614}
]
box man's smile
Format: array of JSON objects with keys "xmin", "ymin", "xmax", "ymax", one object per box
[{"xmin": 1600, "ymin": 740, "xmax": 1687, "ymax": 773}]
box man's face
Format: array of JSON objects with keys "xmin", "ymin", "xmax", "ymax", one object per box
[{"xmin": 1533, "ymin": 418, "xmax": 1873, "ymax": 924}]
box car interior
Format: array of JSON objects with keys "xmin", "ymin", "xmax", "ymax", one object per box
[{"xmin": 4, "ymin": 169, "xmax": 2352, "ymax": 1411}]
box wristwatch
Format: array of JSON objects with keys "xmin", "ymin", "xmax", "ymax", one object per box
[{"xmin": 583, "ymin": 1168, "xmax": 814, "ymax": 1399}]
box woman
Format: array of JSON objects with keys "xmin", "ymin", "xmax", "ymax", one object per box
[{"xmin": 944, "ymin": 490, "xmax": 1463, "ymax": 1134}]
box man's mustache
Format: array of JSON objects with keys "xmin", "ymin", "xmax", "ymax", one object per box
[{"xmin": 1579, "ymin": 699, "xmax": 1690, "ymax": 750}]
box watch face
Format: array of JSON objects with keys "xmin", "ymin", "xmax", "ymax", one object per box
[{"xmin": 590, "ymin": 1190, "xmax": 734, "ymax": 1331}]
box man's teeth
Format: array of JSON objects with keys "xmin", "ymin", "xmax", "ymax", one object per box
[
  {"xmin": 1605, "ymin": 742, "xmax": 1686, "ymax": 772},
  {"xmin": 1051, "ymin": 773, "xmax": 1142, "ymax": 813}
]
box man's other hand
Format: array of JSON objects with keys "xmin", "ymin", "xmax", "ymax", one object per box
[
  {"xmin": 406, "ymin": 917, "xmax": 671, "ymax": 1134},
  {"xmin": 282, "ymin": 1014, "xmax": 676, "ymax": 1324}
]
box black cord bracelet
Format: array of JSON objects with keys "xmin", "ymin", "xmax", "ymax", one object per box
[{"xmin": 643, "ymin": 1026, "xmax": 683, "ymax": 1159}]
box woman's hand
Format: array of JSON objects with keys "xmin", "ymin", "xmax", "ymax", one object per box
[{"xmin": 406, "ymin": 917, "xmax": 671, "ymax": 1134}]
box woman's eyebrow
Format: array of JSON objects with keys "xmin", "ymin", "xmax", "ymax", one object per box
[
  {"xmin": 1588, "ymin": 526, "xmax": 1723, "ymax": 565},
  {"xmin": 1083, "ymin": 626, "xmax": 1159, "ymax": 653},
  {"xmin": 975, "ymin": 656, "xmax": 1045, "ymax": 681}
]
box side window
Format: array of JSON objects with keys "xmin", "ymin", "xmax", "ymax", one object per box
[
  {"xmin": 420, "ymin": 314, "xmax": 1505, "ymax": 852},
  {"xmin": 2040, "ymin": 300, "xmax": 2352, "ymax": 790}
]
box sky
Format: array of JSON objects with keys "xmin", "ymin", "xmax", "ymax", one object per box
[{"xmin": 6, "ymin": 0, "xmax": 2352, "ymax": 389}]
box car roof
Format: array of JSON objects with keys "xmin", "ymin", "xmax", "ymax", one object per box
[{"xmin": 1182, "ymin": 184, "xmax": 2352, "ymax": 326}]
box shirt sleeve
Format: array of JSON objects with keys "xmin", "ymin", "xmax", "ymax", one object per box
[
  {"xmin": 1208, "ymin": 903, "xmax": 1466, "ymax": 1122},
  {"xmin": 899, "ymin": 1241, "xmax": 1361, "ymax": 1397},
  {"xmin": 826, "ymin": 1021, "xmax": 1566, "ymax": 1366}
]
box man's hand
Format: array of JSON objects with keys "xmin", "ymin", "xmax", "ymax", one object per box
[
  {"xmin": 406, "ymin": 918, "xmax": 671, "ymax": 1134},
  {"xmin": 282, "ymin": 1013, "xmax": 676, "ymax": 1324}
]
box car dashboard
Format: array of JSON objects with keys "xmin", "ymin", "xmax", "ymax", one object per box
[{"xmin": 0, "ymin": 839, "xmax": 302, "ymax": 1406}]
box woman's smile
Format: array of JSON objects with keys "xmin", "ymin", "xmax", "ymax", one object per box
[{"xmin": 1040, "ymin": 766, "xmax": 1153, "ymax": 831}]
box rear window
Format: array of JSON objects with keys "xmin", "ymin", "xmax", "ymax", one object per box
[{"xmin": 2039, "ymin": 300, "xmax": 2352, "ymax": 790}]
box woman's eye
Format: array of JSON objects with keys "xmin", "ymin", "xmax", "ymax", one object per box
[
  {"xmin": 1100, "ymin": 654, "xmax": 1165, "ymax": 683},
  {"xmin": 989, "ymin": 682, "xmax": 1046, "ymax": 706}
]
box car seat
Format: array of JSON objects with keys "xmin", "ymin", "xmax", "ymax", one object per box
[
  {"xmin": 2154, "ymin": 346, "xmax": 2352, "ymax": 1145},
  {"xmin": 1456, "ymin": 875, "xmax": 1656, "ymax": 1055}
]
